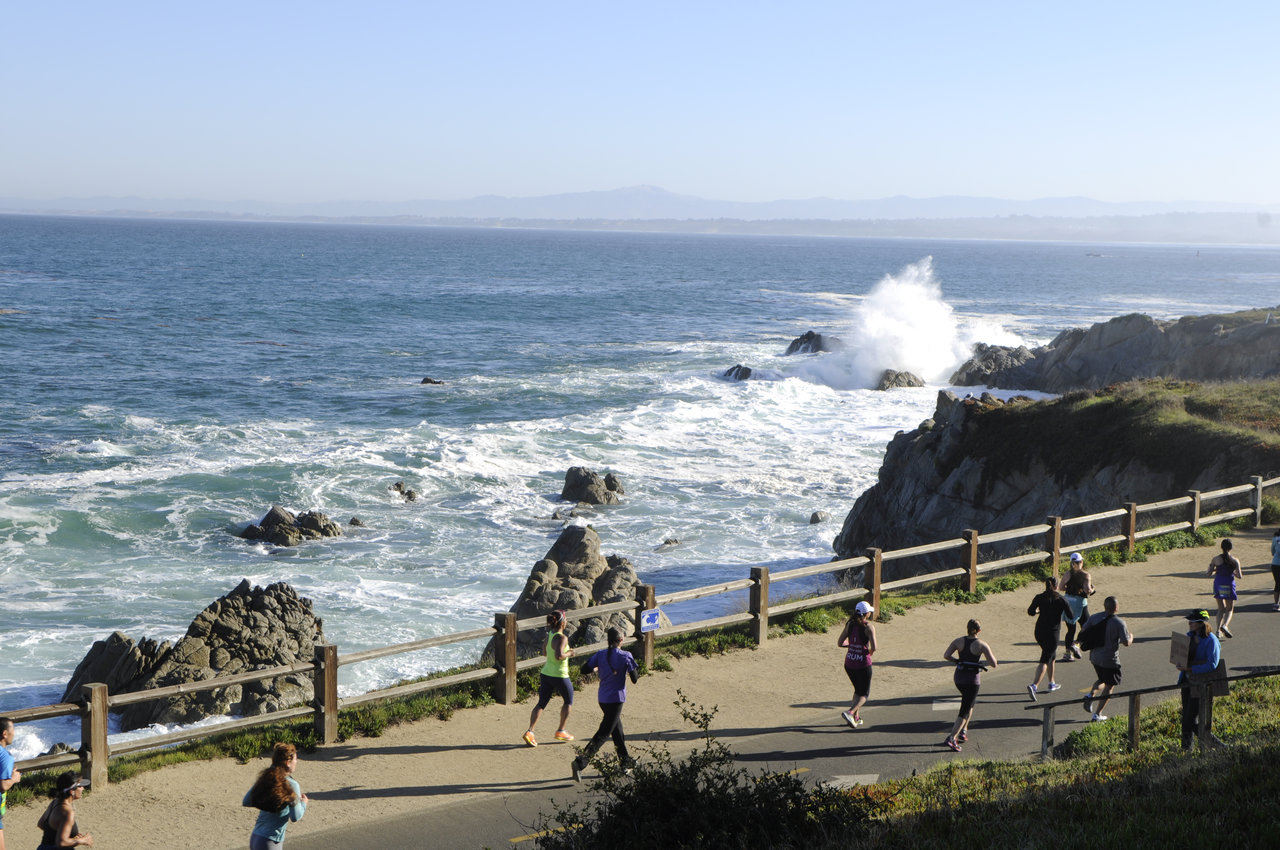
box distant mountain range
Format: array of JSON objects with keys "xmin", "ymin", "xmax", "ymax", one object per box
[{"xmin": 3, "ymin": 186, "xmax": 1277, "ymax": 244}]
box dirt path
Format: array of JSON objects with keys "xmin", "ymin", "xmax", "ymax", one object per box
[{"xmin": 5, "ymin": 528, "xmax": 1276, "ymax": 849}]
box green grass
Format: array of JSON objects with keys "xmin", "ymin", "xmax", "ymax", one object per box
[{"xmin": 532, "ymin": 676, "xmax": 1280, "ymax": 849}]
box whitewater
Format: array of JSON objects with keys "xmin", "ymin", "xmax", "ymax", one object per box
[{"xmin": 2, "ymin": 214, "xmax": 1277, "ymax": 756}]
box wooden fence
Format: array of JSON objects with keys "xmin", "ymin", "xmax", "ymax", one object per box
[{"xmin": 7, "ymin": 473, "xmax": 1278, "ymax": 790}]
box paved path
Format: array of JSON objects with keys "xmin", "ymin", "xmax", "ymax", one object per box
[
  {"xmin": 6, "ymin": 528, "xmax": 1278, "ymax": 849},
  {"xmin": 290, "ymin": 528, "xmax": 1280, "ymax": 849}
]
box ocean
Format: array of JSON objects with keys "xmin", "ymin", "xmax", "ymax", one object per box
[{"xmin": 2, "ymin": 213, "xmax": 1278, "ymax": 756}]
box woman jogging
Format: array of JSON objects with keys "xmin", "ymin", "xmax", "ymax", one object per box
[
  {"xmin": 942, "ymin": 619, "xmax": 997, "ymax": 752},
  {"xmin": 243, "ymin": 743, "xmax": 307, "ymax": 850},
  {"xmin": 35, "ymin": 773, "xmax": 92, "ymax": 849},
  {"xmin": 571, "ymin": 627, "xmax": 639, "ymax": 782},
  {"xmin": 1209, "ymin": 538, "xmax": 1243, "ymax": 638},
  {"xmin": 835, "ymin": 600, "xmax": 877, "ymax": 728},
  {"xmin": 1059, "ymin": 552, "xmax": 1093, "ymax": 660},
  {"xmin": 524, "ymin": 609, "xmax": 576, "ymax": 746},
  {"xmin": 1270, "ymin": 528, "xmax": 1280, "ymax": 611},
  {"xmin": 1027, "ymin": 577, "xmax": 1070, "ymax": 700}
]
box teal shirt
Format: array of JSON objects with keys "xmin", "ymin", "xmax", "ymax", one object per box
[{"xmin": 243, "ymin": 775, "xmax": 305, "ymax": 843}]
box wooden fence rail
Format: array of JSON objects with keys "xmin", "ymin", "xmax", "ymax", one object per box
[{"xmin": 10, "ymin": 474, "xmax": 1278, "ymax": 790}]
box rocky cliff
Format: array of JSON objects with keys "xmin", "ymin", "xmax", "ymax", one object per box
[
  {"xmin": 951, "ymin": 307, "xmax": 1280, "ymax": 392},
  {"xmin": 832, "ymin": 382, "xmax": 1280, "ymax": 581}
]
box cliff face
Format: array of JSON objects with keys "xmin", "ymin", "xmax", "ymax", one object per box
[
  {"xmin": 832, "ymin": 387, "xmax": 1280, "ymax": 581},
  {"xmin": 951, "ymin": 308, "xmax": 1280, "ymax": 392}
]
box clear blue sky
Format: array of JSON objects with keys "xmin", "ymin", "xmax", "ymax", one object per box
[{"xmin": 5, "ymin": 1, "xmax": 1278, "ymax": 205}]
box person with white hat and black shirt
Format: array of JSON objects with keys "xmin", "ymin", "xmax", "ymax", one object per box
[{"xmin": 836, "ymin": 600, "xmax": 877, "ymax": 728}]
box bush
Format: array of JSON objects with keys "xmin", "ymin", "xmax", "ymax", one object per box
[{"xmin": 532, "ymin": 690, "xmax": 891, "ymax": 849}]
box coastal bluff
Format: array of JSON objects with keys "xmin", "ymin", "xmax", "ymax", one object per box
[
  {"xmin": 950, "ymin": 306, "xmax": 1280, "ymax": 392},
  {"xmin": 832, "ymin": 382, "xmax": 1280, "ymax": 580}
]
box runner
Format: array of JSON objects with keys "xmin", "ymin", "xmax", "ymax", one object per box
[
  {"xmin": 942, "ymin": 619, "xmax": 997, "ymax": 751},
  {"xmin": 523, "ymin": 610, "xmax": 576, "ymax": 747},
  {"xmin": 1209, "ymin": 539, "xmax": 1243, "ymax": 638},
  {"xmin": 571, "ymin": 627, "xmax": 639, "ymax": 782},
  {"xmin": 835, "ymin": 601, "xmax": 877, "ymax": 728},
  {"xmin": 1026, "ymin": 577, "xmax": 1070, "ymax": 700}
]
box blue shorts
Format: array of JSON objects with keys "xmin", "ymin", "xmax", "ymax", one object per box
[
  {"xmin": 1214, "ymin": 582, "xmax": 1237, "ymax": 601},
  {"xmin": 536, "ymin": 673, "xmax": 574, "ymax": 709}
]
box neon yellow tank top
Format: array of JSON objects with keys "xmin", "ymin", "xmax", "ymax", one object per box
[{"xmin": 540, "ymin": 631, "xmax": 569, "ymax": 678}]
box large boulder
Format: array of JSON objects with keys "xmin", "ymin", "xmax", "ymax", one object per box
[
  {"xmin": 63, "ymin": 580, "xmax": 325, "ymax": 732},
  {"xmin": 560, "ymin": 467, "xmax": 624, "ymax": 505},
  {"xmin": 486, "ymin": 525, "xmax": 658, "ymax": 660},
  {"xmin": 240, "ymin": 505, "xmax": 343, "ymax": 546},
  {"xmin": 950, "ymin": 307, "xmax": 1280, "ymax": 392},
  {"xmin": 874, "ymin": 369, "xmax": 925, "ymax": 390}
]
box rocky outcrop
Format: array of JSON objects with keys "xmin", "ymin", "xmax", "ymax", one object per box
[
  {"xmin": 785, "ymin": 330, "xmax": 845, "ymax": 355},
  {"xmin": 62, "ymin": 581, "xmax": 325, "ymax": 731},
  {"xmin": 487, "ymin": 525, "xmax": 661, "ymax": 660},
  {"xmin": 831, "ymin": 386, "xmax": 1280, "ymax": 583},
  {"xmin": 951, "ymin": 308, "xmax": 1280, "ymax": 392},
  {"xmin": 560, "ymin": 467, "xmax": 624, "ymax": 505},
  {"xmin": 722, "ymin": 364, "xmax": 753, "ymax": 381},
  {"xmin": 240, "ymin": 505, "xmax": 343, "ymax": 546},
  {"xmin": 875, "ymin": 370, "xmax": 925, "ymax": 390}
]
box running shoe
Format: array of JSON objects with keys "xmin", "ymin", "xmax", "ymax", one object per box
[
  {"xmin": 1027, "ymin": 684, "xmax": 1038, "ymax": 702},
  {"xmin": 1083, "ymin": 697, "xmax": 1093, "ymax": 715},
  {"xmin": 841, "ymin": 710, "xmax": 857, "ymax": 728},
  {"xmin": 555, "ymin": 730, "xmax": 575, "ymax": 741},
  {"xmin": 957, "ymin": 730, "xmax": 967, "ymax": 743},
  {"xmin": 1046, "ymin": 683, "xmax": 1062, "ymax": 693},
  {"xmin": 571, "ymin": 759, "xmax": 583, "ymax": 783},
  {"xmin": 945, "ymin": 737, "xmax": 962, "ymax": 752},
  {"xmin": 1070, "ymin": 645, "xmax": 1082, "ymax": 659},
  {"xmin": 1273, "ymin": 603, "xmax": 1280, "ymax": 612},
  {"xmin": 523, "ymin": 730, "xmax": 537, "ymax": 748},
  {"xmin": 1220, "ymin": 626, "xmax": 1233, "ymax": 639},
  {"xmin": 1060, "ymin": 654, "xmax": 1074, "ymax": 662},
  {"xmin": 1092, "ymin": 712, "xmax": 1108, "ymax": 722},
  {"xmin": 852, "ymin": 713, "xmax": 864, "ymax": 727}
]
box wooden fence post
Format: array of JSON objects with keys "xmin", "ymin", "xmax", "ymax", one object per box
[
  {"xmin": 636, "ymin": 585, "xmax": 656, "ymax": 670},
  {"xmin": 749, "ymin": 567, "xmax": 770, "ymax": 647},
  {"xmin": 1040, "ymin": 705, "xmax": 1055, "ymax": 759},
  {"xmin": 963, "ymin": 530, "xmax": 979, "ymax": 593},
  {"xmin": 1127, "ymin": 693, "xmax": 1142, "ymax": 751},
  {"xmin": 868, "ymin": 548, "xmax": 883, "ymax": 616},
  {"xmin": 313, "ymin": 643, "xmax": 339, "ymax": 744},
  {"xmin": 80, "ymin": 683, "xmax": 109, "ymax": 791},
  {"xmin": 1188, "ymin": 490, "xmax": 1201, "ymax": 533},
  {"xmin": 1045, "ymin": 517, "xmax": 1062, "ymax": 580},
  {"xmin": 1252, "ymin": 475, "xmax": 1265, "ymax": 526},
  {"xmin": 1123, "ymin": 503, "xmax": 1137, "ymax": 554},
  {"xmin": 495, "ymin": 612, "xmax": 518, "ymax": 705}
]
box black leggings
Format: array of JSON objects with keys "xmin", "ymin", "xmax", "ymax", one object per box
[{"xmin": 577, "ymin": 701, "xmax": 629, "ymax": 764}]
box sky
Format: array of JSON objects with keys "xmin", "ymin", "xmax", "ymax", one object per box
[{"xmin": 4, "ymin": 1, "xmax": 1279, "ymax": 206}]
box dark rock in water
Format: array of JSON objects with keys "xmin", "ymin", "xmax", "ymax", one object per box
[
  {"xmin": 722, "ymin": 364, "xmax": 753, "ymax": 381},
  {"xmin": 561, "ymin": 467, "xmax": 623, "ymax": 505},
  {"xmin": 240, "ymin": 505, "xmax": 342, "ymax": 547},
  {"xmin": 809, "ymin": 511, "xmax": 831, "ymax": 524},
  {"xmin": 950, "ymin": 307, "xmax": 1280, "ymax": 392},
  {"xmin": 875, "ymin": 370, "xmax": 925, "ymax": 390},
  {"xmin": 785, "ymin": 330, "xmax": 846, "ymax": 355},
  {"xmin": 389, "ymin": 481, "xmax": 418, "ymax": 502},
  {"xmin": 349, "ymin": 517, "xmax": 365, "ymax": 527},
  {"xmin": 653, "ymin": 537, "xmax": 680, "ymax": 552},
  {"xmin": 62, "ymin": 580, "xmax": 325, "ymax": 732},
  {"xmin": 420, "ymin": 376, "xmax": 445, "ymax": 385},
  {"xmin": 484, "ymin": 525, "xmax": 669, "ymax": 661}
]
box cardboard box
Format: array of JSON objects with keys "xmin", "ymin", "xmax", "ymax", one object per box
[{"xmin": 1170, "ymin": 630, "xmax": 1191, "ymax": 666}]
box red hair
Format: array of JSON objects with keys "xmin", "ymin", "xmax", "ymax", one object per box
[{"xmin": 248, "ymin": 743, "xmax": 298, "ymax": 811}]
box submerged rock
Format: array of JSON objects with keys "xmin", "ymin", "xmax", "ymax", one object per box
[
  {"xmin": 785, "ymin": 330, "xmax": 845, "ymax": 355},
  {"xmin": 240, "ymin": 504, "xmax": 343, "ymax": 546}
]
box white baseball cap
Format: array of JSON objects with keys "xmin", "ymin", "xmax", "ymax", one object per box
[
  {"xmin": 1070, "ymin": 552, "xmax": 1083, "ymax": 563},
  {"xmin": 854, "ymin": 601, "xmax": 874, "ymax": 616}
]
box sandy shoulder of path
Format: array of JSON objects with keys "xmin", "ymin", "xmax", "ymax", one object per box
[{"xmin": 5, "ymin": 529, "xmax": 1274, "ymax": 850}]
